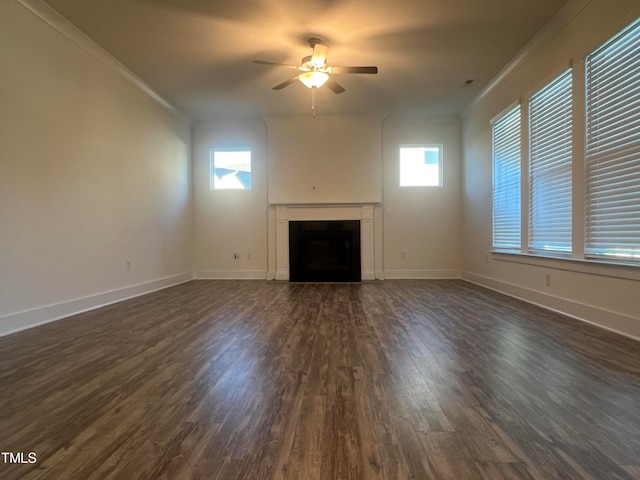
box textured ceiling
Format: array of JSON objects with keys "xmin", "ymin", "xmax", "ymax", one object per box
[{"xmin": 42, "ymin": 0, "xmax": 570, "ymax": 121}]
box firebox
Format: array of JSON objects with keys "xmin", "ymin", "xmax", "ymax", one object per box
[{"xmin": 288, "ymin": 220, "xmax": 361, "ymax": 282}]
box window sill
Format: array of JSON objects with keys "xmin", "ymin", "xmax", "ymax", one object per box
[{"xmin": 490, "ymin": 250, "xmax": 640, "ymax": 282}]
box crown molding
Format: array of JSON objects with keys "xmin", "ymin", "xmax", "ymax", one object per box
[
  {"xmin": 16, "ymin": 0, "xmax": 191, "ymax": 125},
  {"xmin": 464, "ymin": 0, "xmax": 592, "ymax": 114}
]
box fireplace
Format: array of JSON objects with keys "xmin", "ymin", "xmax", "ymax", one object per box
[
  {"xmin": 271, "ymin": 204, "xmax": 377, "ymax": 281},
  {"xmin": 289, "ymin": 220, "xmax": 361, "ymax": 282}
]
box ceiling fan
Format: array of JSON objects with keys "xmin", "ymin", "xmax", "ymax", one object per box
[{"xmin": 253, "ymin": 37, "xmax": 378, "ymax": 114}]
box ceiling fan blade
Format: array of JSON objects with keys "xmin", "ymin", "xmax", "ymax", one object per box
[
  {"xmin": 331, "ymin": 66, "xmax": 378, "ymax": 74},
  {"xmin": 273, "ymin": 76, "xmax": 300, "ymax": 90},
  {"xmin": 311, "ymin": 44, "xmax": 329, "ymax": 67},
  {"xmin": 325, "ymin": 78, "xmax": 346, "ymax": 94},
  {"xmin": 253, "ymin": 60, "xmax": 299, "ymax": 69}
]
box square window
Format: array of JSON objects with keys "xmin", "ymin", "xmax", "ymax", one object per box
[
  {"xmin": 399, "ymin": 145, "xmax": 442, "ymax": 187},
  {"xmin": 210, "ymin": 149, "xmax": 251, "ymax": 190}
]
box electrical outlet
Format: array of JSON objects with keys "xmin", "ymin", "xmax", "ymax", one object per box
[
  {"xmin": 126, "ymin": 260, "xmax": 131, "ymax": 271},
  {"xmin": 545, "ymin": 273, "xmax": 551, "ymax": 287},
  {"xmin": 233, "ymin": 253, "xmax": 240, "ymax": 260},
  {"xmin": 400, "ymin": 252, "xmax": 406, "ymax": 260},
  {"xmin": 246, "ymin": 253, "xmax": 252, "ymax": 260}
]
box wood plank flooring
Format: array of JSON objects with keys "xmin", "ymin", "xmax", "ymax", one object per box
[{"xmin": 0, "ymin": 280, "xmax": 639, "ymax": 479}]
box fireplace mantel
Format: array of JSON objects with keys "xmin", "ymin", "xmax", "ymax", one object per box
[{"xmin": 272, "ymin": 204, "xmax": 377, "ymax": 281}]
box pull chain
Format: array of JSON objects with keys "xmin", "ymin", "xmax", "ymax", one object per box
[{"xmin": 311, "ymin": 87, "xmax": 316, "ymax": 118}]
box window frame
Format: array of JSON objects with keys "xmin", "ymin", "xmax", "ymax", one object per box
[
  {"xmin": 527, "ymin": 68, "xmax": 573, "ymax": 256},
  {"xmin": 209, "ymin": 147, "xmax": 252, "ymax": 191},
  {"xmin": 488, "ymin": 17, "xmax": 640, "ymax": 270},
  {"xmin": 584, "ymin": 18, "xmax": 640, "ymax": 264}
]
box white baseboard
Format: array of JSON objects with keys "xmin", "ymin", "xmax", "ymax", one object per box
[
  {"xmin": 384, "ymin": 269, "xmax": 462, "ymax": 280},
  {"xmin": 0, "ymin": 273, "xmax": 194, "ymax": 337},
  {"xmin": 462, "ymin": 271, "xmax": 640, "ymax": 342},
  {"xmin": 274, "ymin": 271, "xmax": 289, "ymax": 281},
  {"xmin": 195, "ymin": 270, "xmax": 267, "ymax": 280}
]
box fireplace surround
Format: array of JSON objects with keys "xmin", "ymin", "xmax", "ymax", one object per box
[{"xmin": 272, "ymin": 204, "xmax": 377, "ymax": 281}]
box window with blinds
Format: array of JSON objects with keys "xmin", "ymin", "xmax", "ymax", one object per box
[
  {"xmin": 492, "ymin": 105, "xmax": 522, "ymax": 250},
  {"xmin": 585, "ymin": 19, "xmax": 640, "ymax": 262},
  {"xmin": 528, "ymin": 70, "xmax": 573, "ymax": 254}
]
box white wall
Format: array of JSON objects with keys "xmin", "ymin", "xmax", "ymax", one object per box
[
  {"xmin": 462, "ymin": 0, "xmax": 640, "ymax": 338},
  {"xmin": 192, "ymin": 121, "xmax": 268, "ymax": 279},
  {"xmin": 0, "ymin": 1, "xmax": 193, "ymax": 335},
  {"xmin": 264, "ymin": 115, "xmax": 385, "ymax": 280},
  {"xmin": 383, "ymin": 117, "xmax": 463, "ymax": 278},
  {"xmin": 266, "ymin": 116, "xmax": 383, "ymax": 204},
  {"xmin": 193, "ymin": 115, "xmax": 463, "ymax": 280}
]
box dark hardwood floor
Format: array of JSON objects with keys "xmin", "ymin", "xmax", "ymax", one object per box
[{"xmin": 0, "ymin": 280, "xmax": 639, "ymax": 479}]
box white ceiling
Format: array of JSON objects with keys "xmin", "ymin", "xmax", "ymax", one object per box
[{"xmin": 42, "ymin": 0, "xmax": 570, "ymax": 122}]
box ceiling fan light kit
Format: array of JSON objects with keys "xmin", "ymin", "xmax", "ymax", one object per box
[
  {"xmin": 253, "ymin": 37, "xmax": 378, "ymax": 116},
  {"xmin": 298, "ymin": 71, "xmax": 329, "ymax": 89}
]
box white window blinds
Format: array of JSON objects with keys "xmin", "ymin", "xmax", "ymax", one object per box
[
  {"xmin": 528, "ymin": 70, "xmax": 573, "ymax": 254},
  {"xmin": 585, "ymin": 20, "xmax": 640, "ymax": 262},
  {"xmin": 492, "ymin": 105, "xmax": 522, "ymax": 250}
]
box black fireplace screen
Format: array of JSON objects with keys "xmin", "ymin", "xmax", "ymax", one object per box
[{"xmin": 289, "ymin": 220, "xmax": 361, "ymax": 282}]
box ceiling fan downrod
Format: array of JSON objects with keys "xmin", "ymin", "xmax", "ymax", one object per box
[{"xmin": 306, "ymin": 36, "xmax": 323, "ymax": 48}]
